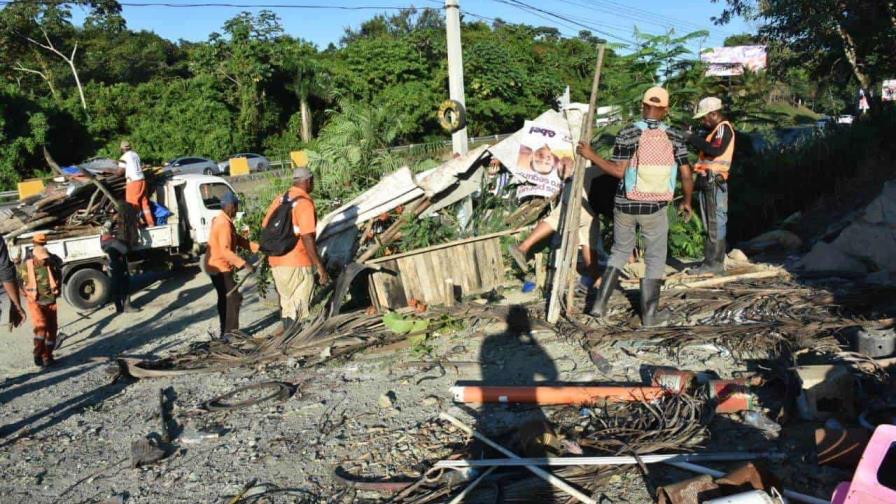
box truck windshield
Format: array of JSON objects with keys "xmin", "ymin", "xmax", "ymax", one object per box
[{"xmin": 200, "ymin": 183, "xmax": 233, "ymax": 210}]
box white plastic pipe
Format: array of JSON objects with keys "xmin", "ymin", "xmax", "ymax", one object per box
[
  {"xmin": 435, "ymin": 452, "xmax": 780, "ymax": 468},
  {"xmin": 439, "ymin": 412, "xmax": 596, "ymax": 504}
]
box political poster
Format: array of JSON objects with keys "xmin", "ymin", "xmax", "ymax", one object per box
[
  {"xmin": 510, "ymin": 121, "xmax": 574, "ymax": 199},
  {"xmin": 883, "ymin": 80, "xmax": 896, "ymax": 102},
  {"xmin": 701, "ymin": 45, "xmax": 768, "ymax": 77}
]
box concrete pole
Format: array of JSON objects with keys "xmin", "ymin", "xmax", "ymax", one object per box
[{"xmin": 445, "ymin": 0, "xmax": 469, "ymax": 155}]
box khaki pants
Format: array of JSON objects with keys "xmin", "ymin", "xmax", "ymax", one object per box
[
  {"xmin": 272, "ymin": 266, "xmax": 314, "ymax": 321},
  {"xmin": 543, "ymin": 194, "xmax": 601, "ymax": 250}
]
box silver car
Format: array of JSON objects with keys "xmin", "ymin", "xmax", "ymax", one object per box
[
  {"xmin": 217, "ymin": 153, "xmax": 271, "ymax": 174},
  {"xmin": 165, "ymin": 156, "xmax": 222, "ymax": 175}
]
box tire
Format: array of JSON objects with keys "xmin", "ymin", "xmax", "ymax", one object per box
[
  {"xmin": 64, "ymin": 268, "xmax": 111, "ymax": 311},
  {"xmin": 438, "ymin": 99, "xmax": 467, "ymax": 133},
  {"xmin": 204, "ymin": 168, "xmax": 214, "ymax": 175}
]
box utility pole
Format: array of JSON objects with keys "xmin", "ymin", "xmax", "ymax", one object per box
[{"xmin": 445, "ymin": 0, "xmax": 469, "ymax": 155}]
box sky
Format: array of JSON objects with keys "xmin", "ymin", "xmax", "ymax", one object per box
[{"xmin": 68, "ymin": 0, "xmax": 755, "ymax": 51}]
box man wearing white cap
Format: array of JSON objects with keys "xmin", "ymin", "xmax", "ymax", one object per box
[
  {"xmin": 577, "ymin": 86, "xmax": 694, "ymax": 327},
  {"xmin": 116, "ymin": 140, "xmax": 155, "ymax": 227},
  {"xmin": 261, "ymin": 168, "xmax": 330, "ymax": 332},
  {"xmin": 689, "ymin": 97, "xmax": 735, "ymax": 275}
]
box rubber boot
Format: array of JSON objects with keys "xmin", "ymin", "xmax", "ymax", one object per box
[
  {"xmin": 123, "ymin": 297, "xmax": 140, "ymax": 313},
  {"xmin": 640, "ymin": 278, "xmax": 672, "ymax": 328},
  {"xmin": 692, "ymin": 238, "xmax": 724, "ymax": 275},
  {"xmin": 282, "ymin": 318, "xmax": 295, "ymax": 333},
  {"xmin": 43, "ymin": 338, "xmax": 56, "ymax": 367},
  {"xmin": 588, "ymin": 267, "xmax": 621, "ymax": 318},
  {"xmin": 33, "ymin": 338, "xmax": 46, "ymax": 367}
]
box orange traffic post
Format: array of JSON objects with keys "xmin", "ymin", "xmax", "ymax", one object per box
[{"xmin": 450, "ymin": 385, "xmax": 666, "ymax": 405}]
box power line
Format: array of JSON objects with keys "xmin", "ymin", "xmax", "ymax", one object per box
[
  {"xmin": 0, "ymin": 0, "xmax": 424, "ymax": 8},
  {"xmin": 491, "ymin": 0, "xmax": 637, "ymax": 45}
]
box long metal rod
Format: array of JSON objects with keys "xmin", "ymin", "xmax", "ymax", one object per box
[
  {"xmin": 439, "ymin": 412, "xmax": 597, "ymax": 504},
  {"xmin": 546, "ymin": 44, "xmax": 606, "ymax": 323},
  {"xmin": 447, "ymin": 466, "xmax": 496, "ymax": 504},
  {"xmin": 665, "ymin": 461, "xmax": 829, "ymax": 504},
  {"xmin": 435, "ymin": 452, "xmax": 781, "ymax": 468}
]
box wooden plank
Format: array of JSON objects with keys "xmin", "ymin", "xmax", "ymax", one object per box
[
  {"xmin": 547, "ymin": 44, "xmax": 606, "ymax": 324},
  {"xmin": 398, "ymin": 256, "xmax": 424, "ymax": 303},
  {"xmin": 366, "ymin": 228, "xmax": 524, "ymax": 264},
  {"xmin": 430, "ymin": 249, "xmax": 450, "ymax": 305}
]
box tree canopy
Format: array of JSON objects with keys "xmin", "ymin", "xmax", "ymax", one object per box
[{"xmin": 0, "ymin": 2, "xmax": 883, "ymax": 190}]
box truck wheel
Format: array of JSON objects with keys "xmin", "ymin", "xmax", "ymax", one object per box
[{"xmin": 64, "ymin": 268, "xmax": 111, "ymax": 311}]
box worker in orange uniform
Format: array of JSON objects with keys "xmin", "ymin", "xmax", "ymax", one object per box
[
  {"xmin": 116, "ymin": 140, "xmax": 155, "ymax": 227},
  {"xmin": 206, "ymin": 191, "xmax": 258, "ymax": 336},
  {"xmin": 19, "ymin": 233, "xmax": 62, "ymax": 367},
  {"xmin": 261, "ymin": 168, "xmax": 330, "ymax": 331}
]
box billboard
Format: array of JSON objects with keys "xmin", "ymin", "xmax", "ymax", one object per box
[
  {"xmin": 700, "ymin": 45, "xmax": 768, "ymax": 77},
  {"xmin": 883, "ymin": 80, "xmax": 896, "ymax": 102}
]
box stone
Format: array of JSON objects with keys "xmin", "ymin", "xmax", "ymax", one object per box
[
  {"xmin": 862, "ymin": 181, "xmax": 896, "ymax": 225},
  {"xmin": 798, "ymin": 241, "xmax": 867, "ymax": 273},
  {"xmin": 832, "ymin": 222, "xmax": 896, "ymax": 272},
  {"xmin": 795, "ymin": 365, "xmax": 855, "ymax": 421},
  {"xmin": 378, "ymin": 391, "xmax": 397, "ymax": 409}
]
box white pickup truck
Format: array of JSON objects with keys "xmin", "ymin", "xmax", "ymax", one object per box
[{"xmin": 6, "ymin": 174, "xmax": 240, "ymax": 310}]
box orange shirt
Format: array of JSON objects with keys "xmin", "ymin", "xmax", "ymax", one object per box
[
  {"xmin": 207, "ymin": 211, "xmax": 252, "ymax": 273},
  {"xmin": 262, "ymin": 187, "xmax": 317, "ymax": 268}
]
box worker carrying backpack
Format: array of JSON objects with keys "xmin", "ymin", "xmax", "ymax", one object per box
[
  {"xmin": 259, "ymin": 194, "xmax": 300, "ymax": 256},
  {"xmin": 623, "ymin": 121, "xmax": 677, "ymax": 202}
]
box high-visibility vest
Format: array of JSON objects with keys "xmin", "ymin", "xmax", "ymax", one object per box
[
  {"xmin": 695, "ymin": 120, "xmax": 735, "ymax": 180},
  {"xmin": 24, "ymin": 258, "xmax": 59, "ymax": 302}
]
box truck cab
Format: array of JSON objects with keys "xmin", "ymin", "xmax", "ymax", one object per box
[{"xmin": 7, "ymin": 174, "xmax": 240, "ymax": 311}]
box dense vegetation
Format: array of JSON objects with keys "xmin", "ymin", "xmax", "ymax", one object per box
[{"xmin": 2, "ymin": 1, "xmax": 883, "ymax": 194}]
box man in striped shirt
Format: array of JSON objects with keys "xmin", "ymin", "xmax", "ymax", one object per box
[{"xmin": 576, "ymin": 86, "xmax": 694, "ymax": 327}]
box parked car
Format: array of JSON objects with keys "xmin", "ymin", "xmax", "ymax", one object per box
[
  {"xmin": 217, "ymin": 153, "xmax": 271, "ymax": 174},
  {"xmin": 837, "ymin": 114, "xmax": 855, "ymax": 125},
  {"xmin": 165, "ymin": 156, "xmax": 222, "ymax": 175}
]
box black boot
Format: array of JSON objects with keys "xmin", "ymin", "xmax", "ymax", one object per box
[
  {"xmin": 692, "ymin": 238, "xmax": 724, "ymax": 275},
  {"xmin": 588, "ymin": 267, "xmax": 621, "ymax": 318},
  {"xmin": 640, "ymin": 278, "xmax": 672, "ymax": 327},
  {"xmin": 123, "ymin": 297, "xmax": 140, "ymax": 313},
  {"xmin": 282, "ymin": 318, "xmax": 295, "ymax": 332}
]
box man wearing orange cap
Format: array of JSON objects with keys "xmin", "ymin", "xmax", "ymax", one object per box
[
  {"xmin": 19, "ymin": 233, "xmax": 62, "ymax": 367},
  {"xmin": 577, "ymin": 86, "xmax": 694, "ymax": 327}
]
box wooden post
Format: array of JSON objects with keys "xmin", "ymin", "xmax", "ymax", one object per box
[{"xmin": 546, "ymin": 44, "xmax": 606, "ymax": 324}]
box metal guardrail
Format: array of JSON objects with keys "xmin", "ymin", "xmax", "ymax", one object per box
[{"xmin": 0, "ymin": 190, "xmax": 17, "ymax": 202}]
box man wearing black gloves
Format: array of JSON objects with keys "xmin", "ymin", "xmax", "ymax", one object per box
[{"xmin": 688, "ymin": 97, "xmax": 736, "ymax": 275}]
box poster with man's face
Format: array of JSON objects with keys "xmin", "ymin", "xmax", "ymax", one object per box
[{"xmin": 512, "ymin": 121, "xmax": 574, "ymax": 199}]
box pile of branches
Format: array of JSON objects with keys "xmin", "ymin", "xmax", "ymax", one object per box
[
  {"xmin": 142, "ymin": 302, "xmax": 500, "ymax": 373},
  {"xmin": 387, "ymin": 394, "xmax": 712, "ymax": 503},
  {"xmin": 562, "ymin": 279, "xmax": 889, "ymax": 359},
  {"xmin": 1, "ymin": 149, "xmax": 164, "ymax": 240}
]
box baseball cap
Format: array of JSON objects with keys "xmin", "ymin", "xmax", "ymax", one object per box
[
  {"xmin": 693, "ymin": 97, "xmax": 723, "ymax": 119},
  {"xmin": 642, "ymin": 86, "xmax": 669, "ymax": 108},
  {"xmin": 220, "ymin": 191, "xmax": 240, "ymax": 207},
  {"xmin": 292, "ymin": 167, "xmax": 312, "ymax": 180}
]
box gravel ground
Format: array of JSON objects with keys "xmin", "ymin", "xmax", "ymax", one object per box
[{"xmin": 0, "ymin": 267, "xmax": 851, "ymax": 503}]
